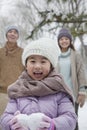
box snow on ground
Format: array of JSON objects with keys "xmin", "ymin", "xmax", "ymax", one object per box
[{"xmin": 78, "ymin": 100, "xmax": 87, "ymax": 130}]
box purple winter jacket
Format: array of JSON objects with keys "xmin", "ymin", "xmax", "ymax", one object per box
[{"xmin": 0, "ymin": 92, "xmax": 77, "ymax": 130}]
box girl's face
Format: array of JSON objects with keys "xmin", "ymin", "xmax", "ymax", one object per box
[
  {"xmin": 6, "ymin": 29, "xmax": 19, "ymax": 43},
  {"xmin": 26, "ymin": 55, "xmax": 51, "ymax": 80},
  {"xmin": 58, "ymin": 36, "xmax": 70, "ymax": 52}
]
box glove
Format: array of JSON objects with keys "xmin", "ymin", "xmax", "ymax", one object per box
[
  {"xmin": 15, "ymin": 112, "xmax": 54, "ymax": 130},
  {"xmin": 9, "ymin": 111, "xmax": 28, "ymax": 130},
  {"xmin": 77, "ymin": 94, "xmax": 86, "ymax": 107},
  {"xmin": 38, "ymin": 115, "xmax": 54, "ymax": 130},
  {"xmin": 15, "ymin": 112, "xmax": 45, "ymax": 130}
]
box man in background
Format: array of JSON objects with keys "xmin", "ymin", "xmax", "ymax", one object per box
[{"xmin": 0, "ymin": 25, "xmax": 24, "ymax": 116}]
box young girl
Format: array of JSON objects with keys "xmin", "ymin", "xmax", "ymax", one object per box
[
  {"xmin": 57, "ymin": 28, "xmax": 87, "ymax": 130},
  {"xmin": 0, "ymin": 37, "xmax": 77, "ymax": 130}
]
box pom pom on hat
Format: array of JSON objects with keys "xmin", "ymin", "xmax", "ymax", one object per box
[
  {"xmin": 58, "ymin": 28, "xmax": 72, "ymax": 41},
  {"xmin": 22, "ymin": 37, "xmax": 59, "ymax": 68},
  {"xmin": 5, "ymin": 25, "xmax": 19, "ymax": 36}
]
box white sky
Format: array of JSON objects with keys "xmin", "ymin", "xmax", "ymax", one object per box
[{"xmin": 0, "ymin": 0, "xmax": 17, "ymax": 16}]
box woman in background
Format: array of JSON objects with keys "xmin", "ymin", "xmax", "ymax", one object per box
[{"xmin": 57, "ymin": 28, "xmax": 87, "ymax": 130}]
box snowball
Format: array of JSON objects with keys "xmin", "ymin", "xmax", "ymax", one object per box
[{"xmin": 16, "ymin": 112, "xmax": 45, "ymax": 130}]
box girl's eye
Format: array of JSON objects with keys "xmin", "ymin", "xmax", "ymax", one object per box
[
  {"xmin": 30, "ymin": 60, "xmax": 35, "ymax": 63},
  {"xmin": 41, "ymin": 60, "xmax": 46, "ymax": 63}
]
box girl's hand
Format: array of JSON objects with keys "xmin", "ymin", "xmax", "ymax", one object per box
[
  {"xmin": 9, "ymin": 111, "xmax": 28, "ymax": 130},
  {"xmin": 37, "ymin": 115, "xmax": 54, "ymax": 130}
]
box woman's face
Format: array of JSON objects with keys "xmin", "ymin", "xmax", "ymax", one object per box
[
  {"xmin": 26, "ymin": 55, "xmax": 51, "ymax": 80},
  {"xmin": 58, "ymin": 36, "xmax": 70, "ymax": 52}
]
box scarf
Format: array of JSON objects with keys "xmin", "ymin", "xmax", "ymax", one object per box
[{"xmin": 7, "ymin": 69, "xmax": 74, "ymax": 103}]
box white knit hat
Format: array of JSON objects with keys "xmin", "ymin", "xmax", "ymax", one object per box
[{"xmin": 22, "ymin": 37, "xmax": 59, "ymax": 68}]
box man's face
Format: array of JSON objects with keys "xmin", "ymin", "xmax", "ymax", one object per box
[{"xmin": 6, "ymin": 29, "xmax": 19, "ymax": 43}]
